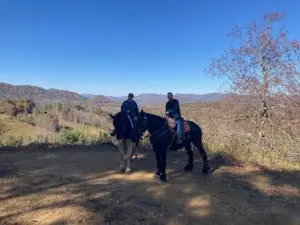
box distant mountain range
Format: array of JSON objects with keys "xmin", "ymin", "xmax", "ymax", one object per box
[
  {"xmin": 0, "ymin": 82, "xmax": 230, "ymax": 105},
  {"xmin": 83, "ymin": 93, "xmax": 231, "ymax": 105}
]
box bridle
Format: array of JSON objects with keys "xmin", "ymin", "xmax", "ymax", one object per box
[
  {"xmin": 139, "ymin": 115, "xmax": 166, "ymax": 139},
  {"xmin": 139, "ymin": 115, "xmax": 177, "ymax": 150}
]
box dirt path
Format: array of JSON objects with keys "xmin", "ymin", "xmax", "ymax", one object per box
[{"xmin": 0, "ymin": 147, "xmax": 299, "ymax": 225}]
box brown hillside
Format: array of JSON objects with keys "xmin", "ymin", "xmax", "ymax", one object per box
[
  {"xmin": 0, "ymin": 83, "xmax": 87, "ymax": 104},
  {"xmin": 88, "ymin": 95, "xmax": 112, "ymax": 107}
]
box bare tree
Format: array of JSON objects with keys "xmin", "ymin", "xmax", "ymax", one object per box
[
  {"xmin": 205, "ymin": 12, "xmax": 300, "ymax": 123},
  {"xmin": 205, "ymin": 12, "xmax": 300, "ymax": 155}
]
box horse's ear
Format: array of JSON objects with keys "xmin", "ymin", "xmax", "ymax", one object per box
[
  {"xmin": 139, "ymin": 109, "xmax": 144, "ymax": 116},
  {"xmin": 109, "ymin": 113, "xmax": 115, "ymax": 119}
]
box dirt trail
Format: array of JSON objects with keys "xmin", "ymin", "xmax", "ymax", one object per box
[{"xmin": 0, "ymin": 147, "xmax": 299, "ymax": 225}]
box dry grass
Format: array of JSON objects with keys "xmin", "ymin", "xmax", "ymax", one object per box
[
  {"xmin": 1, "ymin": 100, "xmax": 300, "ymax": 170},
  {"xmin": 0, "ymin": 114, "xmax": 111, "ymax": 145},
  {"xmin": 0, "ymin": 114, "xmax": 50, "ymax": 144},
  {"xmin": 143, "ymin": 102, "xmax": 300, "ymax": 170},
  {"xmin": 59, "ymin": 119, "xmax": 108, "ymax": 136},
  {"xmin": 0, "ymin": 147, "xmax": 299, "ymax": 225}
]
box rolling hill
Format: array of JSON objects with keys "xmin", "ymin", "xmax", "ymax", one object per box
[
  {"xmin": 0, "ymin": 83, "xmax": 87, "ymax": 104},
  {"xmin": 0, "ymin": 82, "xmax": 229, "ymax": 105}
]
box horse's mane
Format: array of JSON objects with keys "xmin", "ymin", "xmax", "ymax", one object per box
[
  {"xmin": 114, "ymin": 110, "xmax": 127, "ymax": 117},
  {"xmin": 141, "ymin": 111, "xmax": 167, "ymax": 134},
  {"xmin": 144, "ymin": 112, "xmax": 165, "ymax": 123}
]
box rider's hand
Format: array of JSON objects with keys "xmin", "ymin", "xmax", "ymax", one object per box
[
  {"xmin": 134, "ymin": 117, "xmax": 138, "ymax": 121},
  {"xmin": 126, "ymin": 110, "xmax": 130, "ymax": 113}
]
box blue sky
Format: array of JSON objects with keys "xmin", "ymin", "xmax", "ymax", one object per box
[{"xmin": 0, "ymin": 0, "xmax": 299, "ymax": 96}]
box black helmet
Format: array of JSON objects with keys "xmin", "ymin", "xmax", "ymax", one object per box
[{"xmin": 128, "ymin": 93, "xmax": 134, "ymax": 98}]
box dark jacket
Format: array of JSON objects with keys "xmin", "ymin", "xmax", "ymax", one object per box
[
  {"xmin": 165, "ymin": 98, "xmax": 181, "ymax": 119},
  {"xmin": 121, "ymin": 99, "xmax": 139, "ymax": 117}
]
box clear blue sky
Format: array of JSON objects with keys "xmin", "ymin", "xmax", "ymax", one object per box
[{"xmin": 0, "ymin": 0, "xmax": 299, "ymax": 96}]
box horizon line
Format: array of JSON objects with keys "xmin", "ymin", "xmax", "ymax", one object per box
[{"xmin": 1, "ymin": 81, "xmax": 226, "ymax": 97}]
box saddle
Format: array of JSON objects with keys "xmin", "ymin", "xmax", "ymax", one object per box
[{"xmin": 167, "ymin": 116, "xmax": 191, "ymax": 133}]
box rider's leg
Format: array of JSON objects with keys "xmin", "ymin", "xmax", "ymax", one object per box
[{"xmin": 175, "ymin": 118, "xmax": 184, "ymax": 142}]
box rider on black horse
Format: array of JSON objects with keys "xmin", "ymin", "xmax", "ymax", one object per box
[
  {"xmin": 165, "ymin": 92, "xmax": 184, "ymax": 144},
  {"xmin": 111, "ymin": 93, "xmax": 139, "ymax": 137}
]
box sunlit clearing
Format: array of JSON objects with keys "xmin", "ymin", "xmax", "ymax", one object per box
[
  {"xmin": 98, "ymin": 171, "xmax": 157, "ymax": 182},
  {"xmin": 251, "ymin": 175, "xmax": 300, "ymax": 197},
  {"xmin": 146, "ymin": 185, "xmax": 170, "ymax": 198},
  {"xmin": 187, "ymin": 195, "xmax": 211, "ymax": 217},
  {"xmin": 10, "ymin": 205, "xmax": 92, "ymax": 225},
  {"xmin": 219, "ymin": 168, "xmax": 300, "ymax": 197}
]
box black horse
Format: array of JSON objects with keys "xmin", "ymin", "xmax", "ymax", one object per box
[
  {"xmin": 137, "ymin": 110, "xmax": 210, "ymax": 183},
  {"xmin": 109, "ymin": 111, "xmax": 140, "ymax": 173}
]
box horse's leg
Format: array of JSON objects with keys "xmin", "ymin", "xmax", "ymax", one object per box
[
  {"xmin": 153, "ymin": 145, "xmax": 162, "ymax": 179},
  {"xmin": 192, "ymin": 135, "xmax": 210, "ymax": 173},
  {"xmin": 159, "ymin": 147, "xmax": 167, "ymax": 183},
  {"xmin": 116, "ymin": 139, "xmax": 126, "ymax": 171},
  {"xmin": 124, "ymin": 139, "xmax": 134, "ymax": 173},
  {"xmin": 131, "ymin": 144, "xmax": 138, "ymax": 160},
  {"xmin": 184, "ymin": 141, "xmax": 194, "ymax": 172}
]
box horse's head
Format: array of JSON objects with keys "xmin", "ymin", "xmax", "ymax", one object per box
[
  {"xmin": 137, "ymin": 109, "xmax": 167, "ymax": 134},
  {"xmin": 109, "ymin": 111, "xmax": 130, "ymax": 139},
  {"xmin": 136, "ymin": 109, "xmax": 148, "ymax": 135},
  {"xmin": 109, "ymin": 113, "xmax": 118, "ymax": 128}
]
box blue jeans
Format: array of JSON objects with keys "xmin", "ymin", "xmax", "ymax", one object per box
[{"xmin": 175, "ymin": 118, "xmax": 183, "ymax": 138}]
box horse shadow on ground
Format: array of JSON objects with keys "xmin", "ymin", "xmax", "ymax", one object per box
[{"xmin": 0, "ymin": 146, "xmax": 299, "ymax": 225}]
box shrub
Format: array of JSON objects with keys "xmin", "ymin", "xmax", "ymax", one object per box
[
  {"xmin": 0, "ymin": 99, "xmax": 35, "ymax": 116},
  {"xmin": 56, "ymin": 128, "xmax": 87, "ymax": 145},
  {"xmin": 1, "ymin": 136, "xmax": 23, "ymax": 148},
  {"xmin": 16, "ymin": 114, "xmax": 36, "ymax": 126},
  {"xmin": 0, "ymin": 121, "xmax": 6, "ymax": 135}
]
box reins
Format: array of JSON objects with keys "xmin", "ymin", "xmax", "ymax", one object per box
[{"xmin": 140, "ymin": 115, "xmax": 177, "ymax": 150}]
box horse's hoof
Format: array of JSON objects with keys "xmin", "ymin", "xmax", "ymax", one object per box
[
  {"xmin": 159, "ymin": 178, "xmax": 167, "ymax": 184},
  {"xmin": 159, "ymin": 174, "xmax": 167, "ymax": 183},
  {"xmin": 125, "ymin": 167, "xmax": 132, "ymax": 173},
  {"xmin": 184, "ymin": 164, "xmax": 193, "ymax": 172},
  {"xmin": 202, "ymin": 166, "xmax": 210, "ymax": 174},
  {"xmin": 153, "ymin": 171, "xmax": 160, "ymax": 179},
  {"xmin": 120, "ymin": 164, "xmax": 126, "ymax": 171}
]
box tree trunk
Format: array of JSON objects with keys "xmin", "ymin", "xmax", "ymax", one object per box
[
  {"xmin": 260, "ymin": 60, "xmax": 269, "ymax": 120},
  {"xmin": 259, "ymin": 61, "xmax": 269, "ymax": 139}
]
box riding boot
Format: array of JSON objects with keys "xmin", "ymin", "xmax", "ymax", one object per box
[
  {"xmin": 110, "ymin": 129, "xmax": 116, "ymax": 136},
  {"xmin": 176, "ymin": 130, "xmax": 185, "ymax": 144}
]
